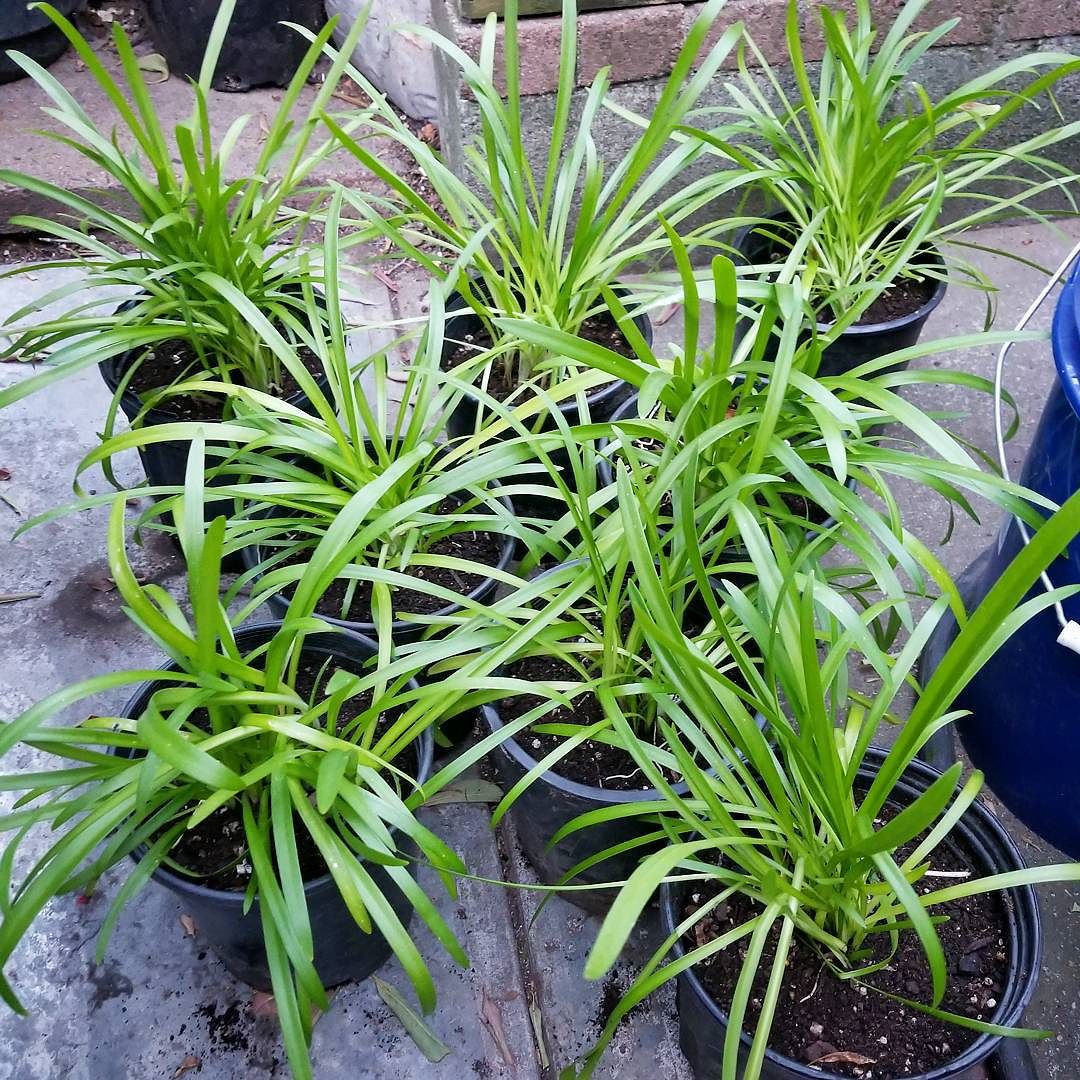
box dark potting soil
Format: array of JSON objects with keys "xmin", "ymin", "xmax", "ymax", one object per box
[
  {"xmin": 121, "ymin": 338, "xmax": 324, "ymax": 421},
  {"xmin": 442, "ymin": 308, "xmax": 636, "ymax": 402},
  {"xmin": 274, "ymin": 498, "xmax": 505, "ymax": 622},
  {"xmin": 681, "ymin": 822, "xmax": 1009, "ymax": 1078},
  {"xmin": 162, "ymin": 654, "xmax": 414, "ymax": 893},
  {"xmin": 747, "ymin": 224, "xmax": 936, "ymax": 327},
  {"xmin": 856, "ymin": 274, "xmax": 937, "ymax": 326}
]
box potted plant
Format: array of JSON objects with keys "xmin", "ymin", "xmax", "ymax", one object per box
[
  {"xmin": 0, "ymin": 453, "xmax": 470, "ymax": 1080},
  {"xmin": 317, "ymin": 0, "xmax": 749, "ymax": 439},
  {"xmin": 0, "ymin": 1, "xmax": 370, "ymax": 493},
  {"xmin": 565, "ymin": 490, "xmax": 1080, "ymax": 1080},
  {"xmin": 432, "ymin": 488, "xmax": 753, "ymax": 911},
  {"xmin": 685, "ymin": 0, "xmax": 1080, "ymax": 374},
  {"xmin": 503, "ymin": 237, "xmax": 1051, "ymax": 620},
  {"xmin": 62, "ymin": 258, "xmax": 533, "ymax": 653}
]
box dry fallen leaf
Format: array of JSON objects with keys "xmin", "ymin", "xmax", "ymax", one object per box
[
  {"xmin": 813, "ymin": 1051, "xmax": 877, "ymax": 1066},
  {"xmin": 480, "ymin": 988, "xmax": 514, "ymax": 1066},
  {"xmin": 419, "ymin": 122, "xmax": 439, "ymax": 147},
  {"xmin": 655, "ymin": 302, "xmax": 681, "ymax": 326},
  {"xmin": 137, "ymin": 52, "xmax": 170, "ymax": 84},
  {"xmin": 179, "ymin": 914, "xmax": 197, "ymax": 937},
  {"xmin": 0, "ymin": 591, "xmax": 42, "ymax": 605},
  {"xmin": 172, "ymin": 1055, "xmax": 201, "ymax": 1078},
  {"xmin": 0, "ymin": 468, "xmax": 11, "ymax": 481},
  {"xmin": 87, "ymin": 575, "xmax": 117, "ymax": 593},
  {"xmin": 373, "ymin": 269, "xmax": 400, "ymax": 294},
  {"xmin": 251, "ymin": 991, "xmax": 277, "ymax": 1019}
]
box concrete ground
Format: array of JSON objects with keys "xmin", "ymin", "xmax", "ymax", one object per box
[{"xmin": 1, "ymin": 217, "xmax": 1079, "ymax": 1079}]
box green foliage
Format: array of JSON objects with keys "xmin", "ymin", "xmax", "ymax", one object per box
[
  {"xmin": 563, "ymin": 487, "xmax": 1080, "ymax": 1080},
  {"xmin": 0, "ymin": 454, "xmax": 468, "ymax": 1080},
  {"xmin": 680, "ymin": 0, "xmax": 1080, "ymax": 325},
  {"xmin": 318, "ymin": 0, "xmax": 747, "ymax": 398},
  {"xmin": 0, "ymin": 1, "xmax": 368, "ymax": 410}
]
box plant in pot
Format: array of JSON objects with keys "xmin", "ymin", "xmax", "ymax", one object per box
[
  {"xmin": 315, "ymin": 0, "xmax": 750, "ymax": 442},
  {"xmin": 678, "ymin": 0, "xmax": 1080, "ymax": 375},
  {"xmin": 0, "ymin": 450, "xmax": 472, "ymax": 1080},
  {"xmin": 426, "ymin": 480, "xmax": 759, "ymax": 913},
  {"xmin": 53, "ymin": 261, "xmax": 539, "ymax": 755},
  {"xmin": 565, "ymin": 489, "xmax": 1080, "ymax": 1080},
  {"xmin": 0, "ymin": 0, "xmax": 370, "ymax": 493},
  {"xmin": 502, "ymin": 238, "xmax": 1052, "ymax": 635}
]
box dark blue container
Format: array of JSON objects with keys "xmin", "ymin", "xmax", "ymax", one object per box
[{"xmin": 921, "ymin": 256, "xmax": 1080, "ymax": 858}]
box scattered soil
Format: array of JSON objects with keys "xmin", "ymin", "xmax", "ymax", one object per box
[
  {"xmin": 681, "ymin": 813, "xmax": 1009, "ymax": 1078},
  {"xmin": 442, "ymin": 306, "xmax": 636, "ymax": 402},
  {"xmin": 118, "ymin": 338, "xmax": 325, "ymax": 421},
  {"xmin": 270, "ymin": 497, "xmax": 506, "ymax": 623},
  {"xmin": 160, "ymin": 653, "xmax": 414, "ymax": 892}
]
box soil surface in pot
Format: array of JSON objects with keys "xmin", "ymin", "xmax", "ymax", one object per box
[
  {"xmin": 442, "ymin": 308, "xmax": 635, "ymax": 403},
  {"xmin": 161, "ymin": 654, "xmax": 415, "ymax": 892},
  {"xmin": 122, "ymin": 338, "xmax": 324, "ymax": 421},
  {"xmin": 271, "ymin": 497, "xmax": 506, "ymax": 621},
  {"xmin": 499, "ymin": 600, "xmax": 729, "ymax": 791},
  {"xmin": 681, "ymin": 819, "xmax": 1008, "ymax": 1078},
  {"xmin": 748, "ymin": 225, "xmax": 936, "ymax": 326}
]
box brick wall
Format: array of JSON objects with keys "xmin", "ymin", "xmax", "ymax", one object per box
[{"xmin": 448, "ymin": 0, "xmax": 1080, "ymax": 94}]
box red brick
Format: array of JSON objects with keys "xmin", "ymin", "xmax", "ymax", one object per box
[
  {"xmin": 1003, "ymin": 0, "xmax": 1080, "ymax": 41},
  {"xmin": 684, "ymin": 0, "xmax": 792, "ymax": 70},
  {"xmin": 577, "ymin": 5, "xmax": 686, "ymax": 86},
  {"xmin": 454, "ymin": 12, "xmax": 566, "ymax": 96}
]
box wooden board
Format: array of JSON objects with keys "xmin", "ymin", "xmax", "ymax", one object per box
[{"xmin": 460, "ymin": 0, "xmax": 671, "ymax": 17}]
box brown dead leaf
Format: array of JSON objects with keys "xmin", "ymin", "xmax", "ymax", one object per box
[
  {"xmin": 420, "ymin": 122, "xmax": 440, "ymax": 148},
  {"xmin": 373, "ymin": 269, "xmax": 400, "ymax": 294},
  {"xmin": 172, "ymin": 1055, "xmax": 201, "ymax": 1078},
  {"xmin": 0, "ymin": 468, "xmax": 11, "ymax": 482},
  {"xmin": 87, "ymin": 574, "xmax": 117, "ymax": 593},
  {"xmin": 251, "ymin": 991, "xmax": 278, "ymax": 1019},
  {"xmin": 812, "ymin": 1051, "xmax": 877, "ymax": 1066},
  {"xmin": 179, "ymin": 914, "xmax": 197, "ymax": 937},
  {"xmin": 655, "ymin": 302, "xmax": 681, "ymax": 326},
  {"xmin": 480, "ymin": 988, "xmax": 514, "ymax": 1066}
]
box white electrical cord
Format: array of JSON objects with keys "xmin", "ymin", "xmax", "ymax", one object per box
[{"xmin": 992, "ymin": 235, "xmax": 1080, "ymax": 653}]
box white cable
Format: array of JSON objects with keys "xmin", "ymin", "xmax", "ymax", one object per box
[{"xmin": 992, "ymin": 235, "xmax": 1080, "ymax": 649}]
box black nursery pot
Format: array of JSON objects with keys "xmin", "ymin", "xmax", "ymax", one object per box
[
  {"xmin": 120, "ymin": 622, "xmax": 433, "ymax": 993},
  {"xmin": 442, "ymin": 289, "xmax": 652, "ymax": 520},
  {"xmin": 98, "ymin": 303, "xmax": 331, "ymax": 569},
  {"xmin": 241, "ymin": 482, "xmax": 517, "ymax": 646},
  {"xmin": 660, "ymin": 749, "xmax": 1042, "ymax": 1080},
  {"xmin": 483, "ymin": 700, "xmax": 685, "ymax": 915},
  {"xmin": 144, "ymin": 0, "xmax": 324, "ymax": 90},
  {"xmin": 733, "ymin": 215, "xmax": 947, "ymax": 378},
  {"xmin": 0, "ymin": 0, "xmax": 81, "ymax": 84}
]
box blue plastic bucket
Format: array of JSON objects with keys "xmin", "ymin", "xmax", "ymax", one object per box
[{"xmin": 921, "ymin": 257, "xmax": 1080, "ymax": 858}]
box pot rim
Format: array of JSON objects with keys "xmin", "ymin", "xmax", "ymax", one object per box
[
  {"xmin": 443, "ymin": 283, "xmax": 653, "ymax": 417},
  {"xmin": 98, "ymin": 295, "xmax": 331, "ymax": 427},
  {"xmin": 120, "ymin": 620, "xmax": 433, "ymax": 906},
  {"xmin": 240, "ymin": 459, "xmax": 518, "ymax": 635},
  {"xmin": 733, "ymin": 213, "xmax": 948, "ymax": 336},
  {"xmin": 482, "ymin": 699, "xmax": 691, "ymax": 806},
  {"xmin": 660, "ymin": 747, "xmax": 1042, "ymax": 1080}
]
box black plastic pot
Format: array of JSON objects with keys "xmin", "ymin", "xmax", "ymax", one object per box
[
  {"xmin": 733, "ymin": 215, "xmax": 947, "ymax": 378},
  {"xmin": 482, "ymin": 699, "xmax": 687, "ymax": 915},
  {"xmin": 442, "ymin": 289, "xmax": 652, "ymax": 520},
  {"xmin": 241, "ymin": 479, "xmax": 517, "ymax": 646},
  {"xmin": 0, "ymin": 1, "xmax": 81, "ymax": 83},
  {"xmin": 660, "ymin": 749, "xmax": 1042, "ymax": 1080},
  {"xmin": 98, "ymin": 304, "xmax": 331, "ymax": 568},
  {"xmin": 144, "ymin": 0, "xmax": 324, "ymax": 91},
  {"xmin": 120, "ymin": 622, "xmax": 432, "ymax": 992}
]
